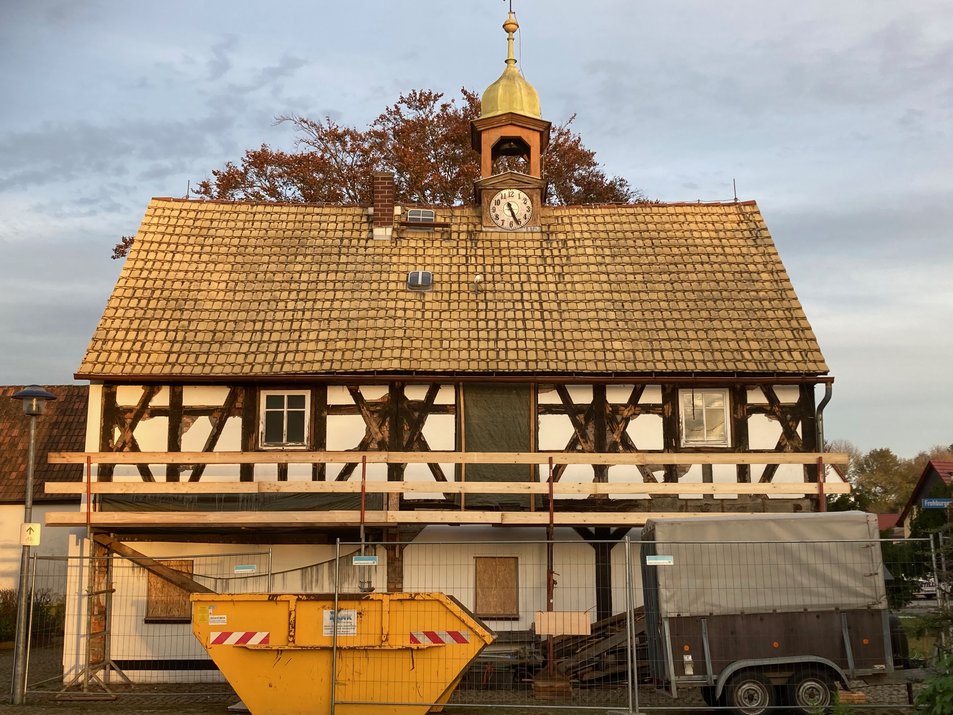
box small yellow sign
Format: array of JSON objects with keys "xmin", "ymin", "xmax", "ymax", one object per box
[{"xmin": 20, "ymin": 523, "xmax": 41, "ymax": 547}]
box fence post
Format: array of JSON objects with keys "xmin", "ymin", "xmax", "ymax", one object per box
[
  {"xmin": 330, "ymin": 538, "xmax": 340, "ymax": 715},
  {"xmin": 267, "ymin": 548, "xmax": 274, "ymax": 593},
  {"xmin": 623, "ymin": 536, "xmax": 635, "ymax": 715},
  {"xmin": 939, "ymin": 532, "xmax": 948, "ymax": 610},
  {"xmin": 23, "ymin": 552, "xmax": 38, "ymax": 697},
  {"xmin": 930, "ymin": 534, "xmax": 947, "ymax": 652}
]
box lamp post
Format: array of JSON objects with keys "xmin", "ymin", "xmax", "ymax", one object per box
[{"xmin": 9, "ymin": 385, "xmax": 56, "ymax": 706}]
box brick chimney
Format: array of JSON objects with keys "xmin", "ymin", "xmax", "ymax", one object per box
[{"xmin": 372, "ymin": 171, "xmax": 395, "ymax": 240}]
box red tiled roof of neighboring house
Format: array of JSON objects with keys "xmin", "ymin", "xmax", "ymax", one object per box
[
  {"xmin": 932, "ymin": 461, "xmax": 953, "ymax": 485},
  {"xmin": 76, "ymin": 198, "xmax": 828, "ymax": 380},
  {"xmin": 877, "ymin": 513, "xmax": 900, "ymax": 532},
  {"xmin": 0, "ymin": 385, "xmax": 87, "ymax": 503}
]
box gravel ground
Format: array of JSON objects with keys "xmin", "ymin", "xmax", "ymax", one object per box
[{"xmin": 0, "ymin": 642, "xmax": 923, "ymax": 714}]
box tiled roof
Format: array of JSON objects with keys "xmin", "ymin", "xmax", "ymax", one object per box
[
  {"xmin": 931, "ymin": 461, "xmax": 953, "ymax": 485},
  {"xmin": 77, "ymin": 198, "xmax": 827, "ymax": 379},
  {"xmin": 0, "ymin": 386, "xmax": 87, "ymax": 503},
  {"xmin": 877, "ymin": 513, "xmax": 900, "ymax": 532}
]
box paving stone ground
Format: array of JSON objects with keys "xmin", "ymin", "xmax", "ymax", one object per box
[{"xmin": 0, "ymin": 642, "xmax": 922, "ymax": 714}]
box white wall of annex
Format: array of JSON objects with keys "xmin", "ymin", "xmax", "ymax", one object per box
[
  {"xmin": 0, "ymin": 505, "xmax": 84, "ymax": 589},
  {"xmin": 61, "ymin": 537, "xmax": 385, "ymax": 684}
]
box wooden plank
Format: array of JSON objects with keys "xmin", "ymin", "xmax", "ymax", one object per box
[
  {"xmin": 48, "ymin": 450, "xmax": 851, "ymax": 466},
  {"xmin": 92, "ymin": 534, "xmax": 214, "ymax": 593},
  {"xmin": 45, "ymin": 480, "xmax": 852, "ymax": 495},
  {"xmin": 47, "ymin": 509, "xmax": 835, "ymax": 529}
]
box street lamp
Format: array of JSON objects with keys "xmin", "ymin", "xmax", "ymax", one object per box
[{"xmin": 9, "ymin": 385, "xmax": 56, "ymax": 706}]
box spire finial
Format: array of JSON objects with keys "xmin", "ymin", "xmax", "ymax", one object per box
[
  {"xmin": 503, "ymin": 11, "xmax": 519, "ymax": 66},
  {"xmin": 479, "ymin": 5, "xmax": 540, "ymax": 119}
]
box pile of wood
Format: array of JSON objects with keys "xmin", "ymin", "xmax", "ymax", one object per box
[{"xmin": 550, "ymin": 608, "xmax": 645, "ymax": 685}]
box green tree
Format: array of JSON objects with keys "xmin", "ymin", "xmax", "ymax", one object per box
[
  {"xmin": 851, "ymin": 447, "xmax": 917, "ymax": 514},
  {"xmin": 824, "ymin": 439, "xmax": 870, "ymax": 512}
]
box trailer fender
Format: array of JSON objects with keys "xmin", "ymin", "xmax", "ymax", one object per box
[{"xmin": 714, "ymin": 657, "xmax": 849, "ymax": 699}]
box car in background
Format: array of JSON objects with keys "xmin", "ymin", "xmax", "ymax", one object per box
[{"xmin": 913, "ymin": 577, "xmax": 938, "ymax": 600}]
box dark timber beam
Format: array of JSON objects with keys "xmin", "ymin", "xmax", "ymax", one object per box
[{"xmin": 574, "ymin": 526, "xmax": 631, "ymax": 621}]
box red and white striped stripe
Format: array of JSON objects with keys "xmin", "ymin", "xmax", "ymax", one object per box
[
  {"xmin": 209, "ymin": 631, "xmax": 270, "ymax": 646},
  {"xmin": 409, "ymin": 630, "xmax": 470, "ymax": 645}
]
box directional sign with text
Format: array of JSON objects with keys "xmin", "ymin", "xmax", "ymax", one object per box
[
  {"xmin": 922, "ymin": 497, "xmax": 953, "ymax": 509},
  {"xmin": 21, "ymin": 523, "xmax": 41, "ymax": 546}
]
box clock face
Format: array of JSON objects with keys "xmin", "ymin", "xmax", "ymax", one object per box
[{"xmin": 489, "ymin": 189, "xmax": 533, "ymax": 230}]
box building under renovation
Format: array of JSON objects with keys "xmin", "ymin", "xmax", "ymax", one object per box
[{"xmin": 44, "ymin": 11, "xmax": 848, "ymax": 683}]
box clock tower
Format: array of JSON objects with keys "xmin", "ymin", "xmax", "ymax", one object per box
[{"xmin": 473, "ymin": 11, "xmax": 551, "ymax": 231}]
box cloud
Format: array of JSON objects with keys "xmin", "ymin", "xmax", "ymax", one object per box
[
  {"xmin": 0, "ymin": 114, "xmax": 238, "ymax": 192},
  {"xmin": 206, "ymin": 34, "xmax": 236, "ymax": 81},
  {"xmin": 0, "ymin": 231, "xmax": 121, "ymax": 384},
  {"xmin": 225, "ymin": 55, "xmax": 308, "ymax": 96}
]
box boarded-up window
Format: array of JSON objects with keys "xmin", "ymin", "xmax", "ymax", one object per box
[
  {"xmin": 474, "ymin": 557, "xmax": 519, "ymax": 619},
  {"xmin": 460, "ymin": 384, "xmax": 533, "ymax": 508},
  {"xmin": 145, "ymin": 560, "xmax": 193, "ymax": 623}
]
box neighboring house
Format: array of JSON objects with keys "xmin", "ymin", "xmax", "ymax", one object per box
[
  {"xmin": 44, "ymin": 12, "xmax": 847, "ymax": 681},
  {"xmin": 0, "ymin": 385, "xmax": 87, "ymax": 589},
  {"xmin": 876, "ymin": 513, "xmax": 903, "ymax": 539},
  {"xmin": 897, "ymin": 460, "xmax": 953, "ymax": 535}
]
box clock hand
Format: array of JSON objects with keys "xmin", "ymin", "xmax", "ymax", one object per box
[{"xmin": 506, "ymin": 202, "xmax": 519, "ymax": 222}]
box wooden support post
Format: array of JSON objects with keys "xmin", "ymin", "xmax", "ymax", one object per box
[
  {"xmin": 732, "ymin": 385, "xmax": 751, "ymax": 483},
  {"xmin": 167, "ymin": 386, "xmax": 182, "ymax": 482},
  {"xmin": 98, "ymin": 386, "xmax": 117, "ymax": 483},
  {"xmin": 661, "ymin": 385, "xmax": 679, "ymax": 483},
  {"xmin": 385, "ymin": 541, "xmax": 403, "ymax": 592},
  {"xmin": 240, "ymin": 386, "xmax": 255, "ymax": 483},
  {"xmin": 311, "ymin": 386, "xmax": 327, "ymax": 482}
]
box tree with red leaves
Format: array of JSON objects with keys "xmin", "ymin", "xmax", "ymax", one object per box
[{"xmin": 114, "ymin": 89, "xmax": 641, "ymax": 257}]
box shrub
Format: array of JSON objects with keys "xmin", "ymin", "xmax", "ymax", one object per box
[
  {"xmin": 0, "ymin": 588, "xmax": 66, "ymax": 645},
  {"xmin": 916, "ymin": 653, "xmax": 953, "ymax": 715},
  {"xmin": 0, "ymin": 589, "xmax": 16, "ymax": 642}
]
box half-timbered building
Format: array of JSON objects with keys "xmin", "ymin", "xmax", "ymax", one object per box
[{"xmin": 46, "ymin": 11, "xmax": 848, "ymax": 681}]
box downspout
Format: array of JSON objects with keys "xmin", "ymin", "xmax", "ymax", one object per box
[
  {"xmin": 815, "ymin": 383, "xmax": 833, "ymax": 451},
  {"xmin": 815, "ymin": 383, "xmax": 833, "ymax": 512}
]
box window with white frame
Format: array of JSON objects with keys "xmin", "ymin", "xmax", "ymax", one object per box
[
  {"xmin": 679, "ymin": 388, "xmax": 730, "ymax": 447},
  {"xmin": 260, "ymin": 391, "xmax": 309, "ymax": 447}
]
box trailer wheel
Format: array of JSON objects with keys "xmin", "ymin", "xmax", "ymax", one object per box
[
  {"xmin": 725, "ymin": 670, "xmax": 775, "ymax": 715},
  {"xmin": 787, "ymin": 669, "xmax": 835, "ymax": 713}
]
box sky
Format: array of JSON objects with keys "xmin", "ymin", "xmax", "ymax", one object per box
[{"xmin": 0, "ymin": 0, "xmax": 951, "ymax": 459}]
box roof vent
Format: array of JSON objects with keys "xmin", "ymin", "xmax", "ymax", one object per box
[{"xmin": 407, "ymin": 270, "xmax": 433, "ymax": 291}]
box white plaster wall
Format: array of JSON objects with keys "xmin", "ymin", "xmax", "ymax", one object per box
[
  {"xmin": 108, "ymin": 385, "xmax": 244, "ymax": 482},
  {"xmin": 0, "ymin": 504, "xmax": 85, "ymax": 589},
  {"xmin": 404, "ymin": 526, "xmax": 633, "ymax": 630},
  {"xmin": 61, "ymin": 538, "xmax": 386, "ymax": 684},
  {"xmin": 627, "ymin": 413, "xmax": 663, "ymax": 451},
  {"xmin": 85, "ymin": 384, "xmax": 102, "ymax": 479},
  {"xmin": 745, "ymin": 388, "xmax": 813, "ymax": 496}
]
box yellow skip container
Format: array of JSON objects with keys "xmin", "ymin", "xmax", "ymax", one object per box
[{"xmin": 191, "ymin": 592, "xmax": 495, "ymax": 715}]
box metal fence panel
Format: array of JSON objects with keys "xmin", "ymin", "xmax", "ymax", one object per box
[{"xmin": 14, "ymin": 532, "xmax": 941, "ymax": 712}]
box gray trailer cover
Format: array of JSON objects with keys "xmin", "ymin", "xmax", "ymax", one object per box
[{"xmin": 642, "ymin": 512, "xmax": 887, "ymax": 617}]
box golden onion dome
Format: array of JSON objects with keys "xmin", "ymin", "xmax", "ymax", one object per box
[{"xmin": 480, "ymin": 12, "xmax": 541, "ymax": 119}]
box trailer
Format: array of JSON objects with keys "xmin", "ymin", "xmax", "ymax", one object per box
[{"xmin": 640, "ymin": 511, "xmax": 909, "ymax": 715}]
